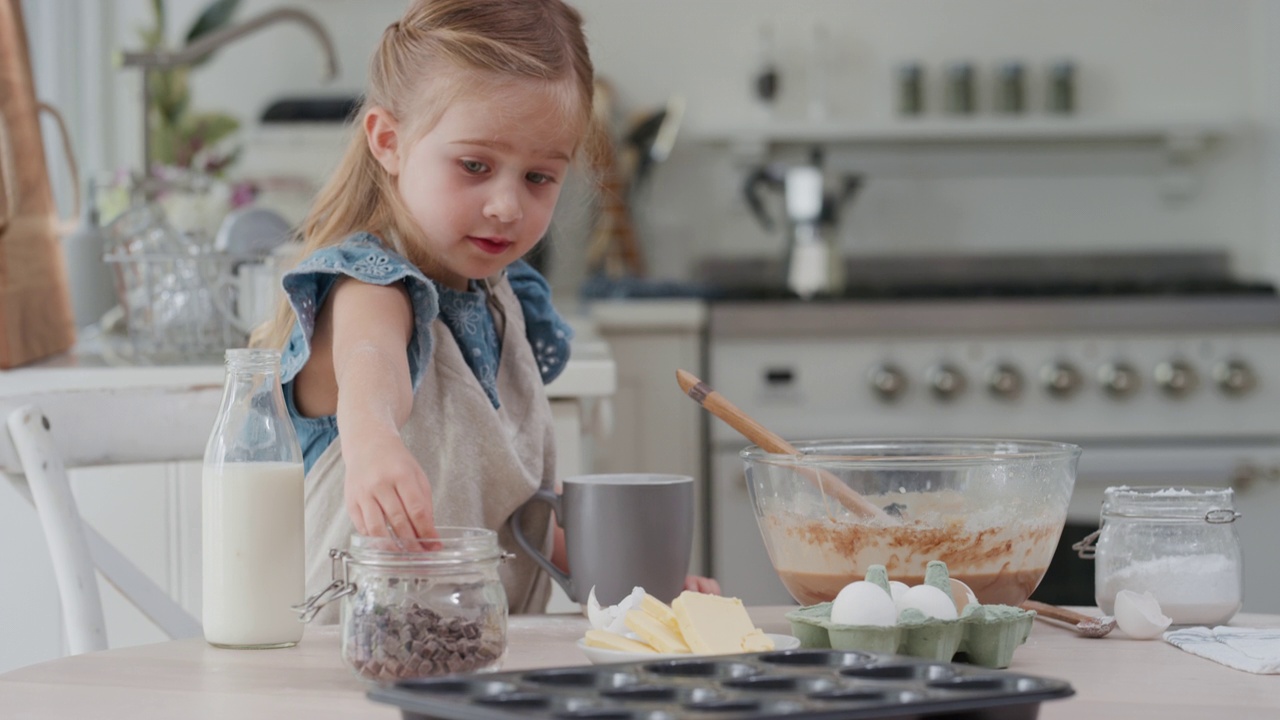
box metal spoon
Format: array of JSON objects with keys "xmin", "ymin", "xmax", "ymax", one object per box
[{"xmin": 1021, "ymin": 600, "xmax": 1117, "ymax": 638}]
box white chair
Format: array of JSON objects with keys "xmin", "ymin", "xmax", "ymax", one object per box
[{"xmin": 0, "ymin": 385, "xmax": 220, "ymax": 654}]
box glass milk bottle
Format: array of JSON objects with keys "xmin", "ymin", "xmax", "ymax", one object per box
[{"xmin": 203, "ymin": 348, "xmax": 305, "ymax": 648}]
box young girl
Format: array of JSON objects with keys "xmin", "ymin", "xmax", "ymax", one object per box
[{"xmin": 253, "ymin": 0, "xmax": 716, "ymax": 622}]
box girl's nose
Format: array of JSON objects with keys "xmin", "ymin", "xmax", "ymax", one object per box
[{"xmin": 483, "ymin": 183, "xmax": 523, "ymax": 224}]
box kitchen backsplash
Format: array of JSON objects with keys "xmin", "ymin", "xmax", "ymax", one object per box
[{"xmin": 82, "ymin": 1, "xmax": 1280, "ymax": 295}]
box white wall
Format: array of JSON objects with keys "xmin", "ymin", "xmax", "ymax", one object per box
[{"xmin": 35, "ymin": 0, "xmax": 1280, "ymax": 293}]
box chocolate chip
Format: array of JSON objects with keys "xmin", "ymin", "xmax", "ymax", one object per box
[{"xmin": 343, "ymin": 577, "xmax": 504, "ymax": 683}]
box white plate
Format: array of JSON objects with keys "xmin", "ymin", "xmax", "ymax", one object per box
[{"xmin": 576, "ymin": 633, "xmax": 801, "ymax": 665}]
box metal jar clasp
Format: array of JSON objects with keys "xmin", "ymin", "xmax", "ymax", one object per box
[
  {"xmin": 1205, "ymin": 508, "xmax": 1243, "ymax": 524},
  {"xmin": 1072, "ymin": 530, "xmax": 1101, "ymax": 560},
  {"xmin": 292, "ymin": 548, "xmax": 355, "ymax": 623}
]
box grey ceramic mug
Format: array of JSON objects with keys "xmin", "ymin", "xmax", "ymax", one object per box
[{"xmin": 509, "ymin": 474, "xmax": 694, "ymax": 606}]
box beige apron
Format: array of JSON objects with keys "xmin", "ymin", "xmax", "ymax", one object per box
[{"xmin": 304, "ymin": 274, "xmax": 556, "ymax": 624}]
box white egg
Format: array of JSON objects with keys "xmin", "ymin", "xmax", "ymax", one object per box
[
  {"xmin": 830, "ymin": 581, "xmax": 898, "ymax": 626},
  {"xmin": 1114, "ymin": 589, "xmax": 1172, "ymax": 640},
  {"xmin": 949, "ymin": 579, "xmax": 979, "ymax": 614},
  {"xmin": 898, "ymin": 584, "xmax": 959, "ymax": 621},
  {"xmin": 888, "ymin": 581, "xmax": 910, "ymax": 610}
]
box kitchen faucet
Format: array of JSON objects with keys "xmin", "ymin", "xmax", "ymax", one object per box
[{"xmin": 120, "ymin": 7, "xmax": 340, "ymax": 173}]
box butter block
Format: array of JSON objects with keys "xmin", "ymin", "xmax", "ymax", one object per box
[
  {"xmin": 625, "ymin": 609, "xmax": 690, "ymax": 653},
  {"xmin": 671, "ymin": 591, "xmax": 768, "ymax": 654},
  {"xmin": 640, "ymin": 593, "xmax": 681, "ymax": 634},
  {"xmin": 741, "ymin": 629, "xmax": 776, "ymax": 652},
  {"xmin": 584, "ymin": 629, "xmax": 658, "ymax": 654}
]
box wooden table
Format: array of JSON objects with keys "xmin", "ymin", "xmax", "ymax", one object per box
[{"xmin": 2, "ymin": 608, "xmax": 1277, "ymax": 719}]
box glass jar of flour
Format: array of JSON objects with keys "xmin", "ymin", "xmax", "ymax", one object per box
[{"xmin": 1080, "ymin": 486, "xmax": 1242, "ymax": 626}]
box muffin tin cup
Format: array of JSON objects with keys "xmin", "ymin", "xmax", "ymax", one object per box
[{"xmin": 369, "ymin": 648, "xmax": 1073, "ymax": 720}]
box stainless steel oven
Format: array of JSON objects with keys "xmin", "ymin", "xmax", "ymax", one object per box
[{"xmin": 701, "ymin": 252, "xmax": 1280, "ymax": 612}]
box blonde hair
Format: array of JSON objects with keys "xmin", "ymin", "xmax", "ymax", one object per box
[{"xmin": 252, "ymin": 0, "xmax": 603, "ymax": 349}]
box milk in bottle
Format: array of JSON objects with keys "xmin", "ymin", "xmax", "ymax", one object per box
[{"xmin": 202, "ymin": 349, "xmax": 305, "ymax": 648}]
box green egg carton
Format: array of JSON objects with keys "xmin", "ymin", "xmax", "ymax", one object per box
[{"xmin": 784, "ymin": 561, "xmax": 1036, "ymax": 669}]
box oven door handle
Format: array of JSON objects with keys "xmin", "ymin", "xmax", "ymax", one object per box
[{"xmin": 1076, "ymin": 441, "xmax": 1280, "ymax": 492}]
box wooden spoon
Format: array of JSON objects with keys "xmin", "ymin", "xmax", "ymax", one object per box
[{"xmin": 675, "ymin": 369, "xmax": 895, "ymax": 523}]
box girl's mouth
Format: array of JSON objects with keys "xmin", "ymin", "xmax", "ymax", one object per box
[{"xmin": 468, "ymin": 236, "xmax": 512, "ymax": 255}]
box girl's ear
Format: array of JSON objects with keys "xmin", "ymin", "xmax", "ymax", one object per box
[{"xmin": 365, "ymin": 107, "xmax": 402, "ymax": 176}]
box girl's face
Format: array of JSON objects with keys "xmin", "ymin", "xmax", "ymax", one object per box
[{"xmin": 375, "ymin": 81, "xmax": 581, "ymax": 290}]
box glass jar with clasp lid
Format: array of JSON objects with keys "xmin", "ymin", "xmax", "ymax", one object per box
[
  {"xmin": 295, "ymin": 528, "xmax": 512, "ymax": 684},
  {"xmin": 1075, "ymin": 486, "xmax": 1243, "ymax": 626}
]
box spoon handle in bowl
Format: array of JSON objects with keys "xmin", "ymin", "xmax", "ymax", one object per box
[{"xmin": 675, "ymin": 369, "xmax": 894, "ymax": 523}]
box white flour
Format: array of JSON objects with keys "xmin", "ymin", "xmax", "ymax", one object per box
[{"xmin": 1098, "ymin": 553, "xmax": 1241, "ymax": 625}]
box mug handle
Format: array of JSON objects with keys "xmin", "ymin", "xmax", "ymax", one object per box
[{"xmin": 507, "ymin": 488, "xmax": 574, "ymax": 599}]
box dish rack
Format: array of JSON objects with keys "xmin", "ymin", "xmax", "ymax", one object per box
[{"xmin": 104, "ymin": 250, "xmax": 260, "ymax": 364}]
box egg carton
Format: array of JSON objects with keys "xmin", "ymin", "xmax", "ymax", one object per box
[
  {"xmin": 784, "ymin": 563, "xmax": 1036, "ymax": 669},
  {"xmin": 368, "ymin": 648, "xmax": 1073, "ymax": 720}
]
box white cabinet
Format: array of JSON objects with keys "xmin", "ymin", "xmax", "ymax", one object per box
[{"xmin": 587, "ymin": 300, "xmax": 709, "ymax": 575}]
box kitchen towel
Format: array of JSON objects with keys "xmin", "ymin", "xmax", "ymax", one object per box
[{"xmin": 1163, "ymin": 626, "xmax": 1280, "ymax": 674}]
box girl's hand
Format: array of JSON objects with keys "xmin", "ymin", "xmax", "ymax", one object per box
[
  {"xmin": 684, "ymin": 575, "xmax": 722, "ymax": 595},
  {"xmin": 343, "ymin": 433, "xmax": 438, "ymax": 542}
]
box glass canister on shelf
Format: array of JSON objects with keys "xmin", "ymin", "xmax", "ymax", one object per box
[
  {"xmin": 202, "ymin": 348, "xmax": 306, "ymax": 648},
  {"xmin": 296, "ymin": 529, "xmax": 510, "ymax": 684},
  {"xmin": 1076, "ymin": 486, "xmax": 1243, "ymax": 626}
]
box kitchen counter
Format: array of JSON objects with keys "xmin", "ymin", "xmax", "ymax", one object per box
[
  {"xmin": 585, "ymin": 298, "xmax": 708, "ymax": 332},
  {"xmin": 2, "ymin": 607, "xmax": 1276, "ymax": 719},
  {"xmin": 3, "ymin": 324, "xmax": 616, "ymax": 400}
]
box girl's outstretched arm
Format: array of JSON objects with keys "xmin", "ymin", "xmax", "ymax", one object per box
[{"xmin": 328, "ymin": 278, "xmax": 437, "ymax": 541}]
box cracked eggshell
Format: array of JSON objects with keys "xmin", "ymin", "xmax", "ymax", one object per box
[
  {"xmin": 898, "ymin": 584, "xmax": 959, "ymax": 621},
  {"xmin": 1114, "ymin": 589, "xmax": 1172, "ymax": 640},
  {"xmin": 831, "ymin": 581, "xmax": 898, "ymax": 626},
  {"xmin": 587, "ymin": 586, "xmax": 647, "ymax": 634},
  {"xmin": 586, "ymin": 586, "xmax": 608, "ymax": 630}
]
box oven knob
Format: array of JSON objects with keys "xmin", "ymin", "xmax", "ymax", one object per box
[
  {"xmin": 868, "ymin": 363, "xmax": 909, "ymax": 402},
  {"xmin": 927, "ymin": 363, "xmax": 967, "ymax": 401},
  {"xmin": 1154, "ymin": 359, "xmax": 1199, "ymax": 398},
  {"xmin": 1097, "ymin": 361, "xmax": 1141, "ymax": 399},
  {"xmin": 986, "ymin": 363, "xmax": 1023, "ymax": 400},
  {"xmin": 1213, "ymin": 359, "xmax": 1256, "ymax": 397},
  {"xmin": 1040, "ymin": 361, "xmax": 1082, "ymax": 399}
]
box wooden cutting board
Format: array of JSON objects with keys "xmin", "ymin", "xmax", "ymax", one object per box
[{"xmin": 0, "ymin": 0, "xmax": 76, "ymax": 368}]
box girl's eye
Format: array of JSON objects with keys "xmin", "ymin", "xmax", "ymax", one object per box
[
  {"xmin": 526, "ymin": 172, "xmax": 555, "ymax": 186},
  {"xmin": 461, "ymin": 159, "xmax": 488, "ymax": 174}
]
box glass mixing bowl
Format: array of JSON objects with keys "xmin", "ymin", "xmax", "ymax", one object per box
[{"xmin": 741, "ymin": 439, "xmax": 1080, "ymax": 607}]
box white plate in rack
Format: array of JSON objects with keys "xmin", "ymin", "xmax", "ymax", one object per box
[{"xmin": 576, "ymin": 633, "xmax": 801, "ymax": 665}]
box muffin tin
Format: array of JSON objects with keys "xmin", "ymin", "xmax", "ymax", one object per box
[{"xmin": 367, "ymin": 648, "xmax": 1074, "ymax": 720}]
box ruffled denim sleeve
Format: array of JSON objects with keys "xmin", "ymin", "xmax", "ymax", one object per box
[
  {"xmin": 278, "ymin": 232, "xmax": 439, "ymax": 471},
  {"xmin": 507, "ymin": 259, "xmax": 573, "ymax": 383}
]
